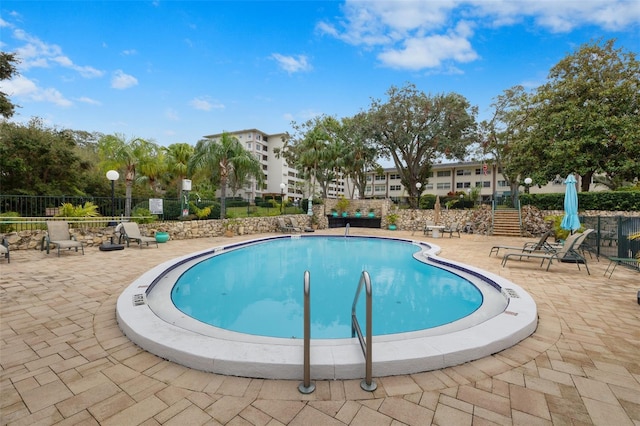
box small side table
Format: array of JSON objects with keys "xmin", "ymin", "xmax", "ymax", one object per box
[{"xmin": 427, "ymin": 225, "xmax": 445, "ymax": 238}]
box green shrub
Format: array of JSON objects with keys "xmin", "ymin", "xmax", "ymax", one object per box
[
  {"xmin": 0, "ymin": 212, "xmax": 20, "ymax": 233},
  {"xmin": 56, "ymin": 202, "xmax": 100, "ymax": 217},
  {"xmin": 131, "ymin": 207, "xmax": 156, "ymax": 224}
]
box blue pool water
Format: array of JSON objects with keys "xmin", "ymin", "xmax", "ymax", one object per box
[{"xmin": 171, "ymin": 236, "xmax": 483, "ymax": 339}]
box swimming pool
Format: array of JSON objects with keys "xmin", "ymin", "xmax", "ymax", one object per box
[
  {"xmin": 170, "ymin": 237, "xmax": 484, "ymax": 338},
  {"xmin": 117, "ymin": 235, "xmax": 537, "ymax": 380}
]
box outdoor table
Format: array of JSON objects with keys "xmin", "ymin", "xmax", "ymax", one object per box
[{"xmin": 427, "ymin": 225, "xmax": 445, "ymax": 238}]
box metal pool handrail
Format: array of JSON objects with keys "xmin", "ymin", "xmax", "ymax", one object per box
[
  {"xmin": 298, "ymin": 270, "xmax": 316, "ymax": 394},
  {"xmin": 351, "ymin": 271, "xmax": 377, "ymax": 391}
]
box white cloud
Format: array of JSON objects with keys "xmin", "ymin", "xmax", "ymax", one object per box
[
  {"xmin": 271, "ymin": 53, "xmax": 312, "ymax": 74},
  {"xmin": 165, "ymin": 108, "xmax": 180, "ymax": 121},
  {"xmin": 111, "ymin": 70, "xmax": 138, "ymax": 89},
  {"xmin": 0, "ymin": 75, "xmax": 72, "ymax": 107},
  {"xmin": 76, "ymin": 96, "xmax": 101, "ymax": 106},
  {"xmin": 10, "ymin": 28, "xmax": 104, "ymax": 77},
  {"xmin": 320, "ymin": 0, "xmax": 639, "ymax": 71},
  {"xmin": 121, "ymin": 49, "xmax": 138, "ymax": 56},
  {"xmin": 189, "ymin": 97, "xmax": 224, "ymax": 111}
]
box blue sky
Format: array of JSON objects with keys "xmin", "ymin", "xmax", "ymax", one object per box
[{"xmin": 1, "ymin": 1, "xmax": 639, "ymax": 148}]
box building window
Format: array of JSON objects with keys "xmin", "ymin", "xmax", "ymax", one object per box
[
  {"xmin": 365, "ymin": 185, "xmax": 372, "ymax": 193},
  {"xmin": 374, "ymin": 185, "xmax": 386, "ymax": 192},
  {"xmin": 246, "ymin": 143, "xmax": 252, "ymax": 150},
  {"xmin": 425, "ymin": 184, "xmax": 433, "ymax": 189},
  {"xmin": 437, "ymin": 170, "xmax": 451, "ymax": 177},
  {"xmin": 255, "ymin": 143, "xmax": 261, "ymax": 151},
  {"xmin": 456, "ymin": 169, "xmax": 471, "ymax": 176},
  {"xmin": 497, "ymin": 180, "xmax": 509, "ymax": 187},
  {"xmin": 390, "ymin": 185, "xmax": 401, "ymax": 191},
  {"xmin": 262, "ymin": 155, "xmax": 268, "ymax": 161},
  {"xmin": 389, "ymin": 174, "xmax": 401, "ymax": 180},
  {"xmin": 262, "ymin": 164, "xmax": 268, "ymax": 170},
  {"xmin": 436, "ymin": 182, "xmax": 451, "ymax": 190},
  {"xmin": 483, "ymin": 181, "xmax": 491, "ymax": 187},
  {"xmin": 375, "ymin": 175, "xmax": 386, "ymax": 181},
  {"xmin": 456, "ymin": 182, "xmax": 471, "ymax": 189},
  {"xmin": 256, "ymin": 134, "xmax": 261, "ymax": 140}
]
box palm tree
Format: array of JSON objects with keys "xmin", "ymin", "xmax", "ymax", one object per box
[
  {"xmin": 98, "ymin": 134, "xmax": 157, "ymax": 217},
  {"xmin": 164, "ymin": 143, "xmax": 195, "ymax": 196},
  {"xmin": 189, "ymin": 132, "xmax": 262, "ymax": 219}
]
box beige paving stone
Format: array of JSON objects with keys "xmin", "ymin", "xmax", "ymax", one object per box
[
  {"xmin": 457, "ymin": 385, "xmax": 511, "ymax": 417},
  {"xmin": 206, "ymin": 396, "xmax": 255, "ymax": 424},
  {"xmin": 155, "ymin": 385, "xmax": 193, "ymax": 405},
  {"xmin": 351, "ymin": 405, "xmax": 394, "ymax": 426},
  {"xmin": 524, "ymin": 375, "xmax": 563, "ymax": 397},
  {"xmin": 511, "ymin": 409, "xmax": 553, "ymax": 425},
  {"xmin": 17, "ymin": 379, "xmax": 74, "ymax": 413},
  {"xmin": 239, "ymin": 403, "xmax": 274, "ymax": 426},
  {"xmin": 153, "ymin": 398, "xmax": 193, "ymax": 423},
  {"xmin": 582, "ymin": 397, "xmax": 635, "ymax": 426},
  {"xmin": 438, "ymin": 393, "xmax": 473, "ymax": 414},
  {"xmin": 572, "ymin": 375, "xmax": 619, "ymax": 404},
  {"xmin": 537, "ymin": 366, "xmax": 574, "ymax": 386},
  {"xmin": 509, "ymin": 383, "xmax": 551, "ymax": 420},
  {"xmin": 304, "ymin": 400, "xmax": 342, "ymax": 418},
  {"xmin": 217, "ymin": 376, "xmax": 252, "ymax": 397},
  {"xmin": 187, "ymin": 391, "xmax": 218, "ymax": 409},
  {"xmin": 101, "ymin": 395, "xmax": 168, "ymax": 426},
  {"xmin": 87, "ymin": 392, "xmax": 137, "ymax": 422},
  {"xmin": 379, "ymin": 375, "xmax": 422, "ymax": 396},
  {"xmin": 56, "ymin": 380, "xmax": 121, "ymax": 417},
  {"xmin": 433, "ymin": 402, "xmax": 472, "ymax": 426},
  {"xmin": 378, "ymin": 396, "xmax": 435, "ymax": 425},
  {"xmin": 2, "ymin": 404, "xmax": 64, "ymax": 426},
  {"xmin": 252, "ymin": 399, "xmax": 305, "ymax": 424},
  {"xmin": 288, "ymin": 405, "xmax": 348, "ymax": 426}
]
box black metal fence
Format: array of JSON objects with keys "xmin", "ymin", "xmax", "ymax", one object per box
[{"xmin": 581, "ymin": 215, "xmax": 640, "ymax": 265}]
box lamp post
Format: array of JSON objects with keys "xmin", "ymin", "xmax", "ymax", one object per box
[
  {"xmin": 106, "ymin": 170, "xmax": 119, "ymax": 226},
  {"xmin": 524, "ymin": 177, "xmax": 532, "ymax": 194},
  {"xmin": 415, "ymin": 182, "xmax": 422, "ymax": 209},
  {"xmin": 280, "ymin": 182, "xmax": 286, "ymax": 215}
]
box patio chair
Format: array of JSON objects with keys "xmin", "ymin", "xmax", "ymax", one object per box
[
  {"xmin": 490, "ymin": 230, "xmax": 553, "ymax": 256},
  {"xmin": 277, "ymin": 217, "xmax": 298, "ymax": 233},
  {"xmin": 288, "ymin": 217, "xmax": 313, "ymax": 232},
  {"xmin": 423, "ymin": 220, "xmax": 435, "ymax": 236},
  {"xmin": 502, "ymin": 229, "xmax": 594, "ymax": 274},
  {"xmin": 119, "ymin": 222, "xmax": 158, "ymax": 248},
  {"xmin": 442, "ymin": 223, "xmax": 461, "ymax": 238},
  {"xmin": 1, "ymin": 238, "xmax": 9, "ymax": 263},
  {"xmin": 42, "ymin": 221, "xmax": 85, "ymax": 256}
]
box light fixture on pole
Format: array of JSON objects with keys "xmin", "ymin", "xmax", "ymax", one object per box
[
  {"xmin": 280, "ymin": 182, "xmax": 286, "ymax": 215},
  {"xmin": 106, "ymin": 170, "xmax": 119, "ymax": 226},
  {"xmin": 415, "ymin": 182, "xmax": 422, "ymax": 209},
  {"xmin": 524, "ymin": 177, "xmax": 532, "ymax": 194}
]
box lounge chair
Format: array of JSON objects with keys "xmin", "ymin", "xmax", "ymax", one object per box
[
  {"xmin": 42, "ymin": 221, "xmax": 85, "ymax": 256},
  {"xmin": 442, "ymin": 223, "xmax": 461, "ymax": 238},
  {"xmin": 490, "ymin": 230, "xmax": 553, "ymax": 256},
  {"xmin": 1, "ymin": 238, "xmax": 9, "ymax": 263},
  {"xmin": 423, "ymin": 220, "xmax": 435, "ymax": 236},
  {"xmin": 502, "ymin": 229, "xmax": 594, "ymax": 274},
  {"xmin": 119, "ymin": 222, "xmax": 158, "ymax": 248},
  {"xmin": 277, "ymin": 217, "xmax": 298, "ymax": 233},
  {"xmin": 288, "ymin": 217, "xmax": 313, "ymax": 232}
]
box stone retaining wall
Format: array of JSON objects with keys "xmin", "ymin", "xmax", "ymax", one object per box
[{"xmin": 2, "ymin": 201, "xmax": 637, "ymax": 251}]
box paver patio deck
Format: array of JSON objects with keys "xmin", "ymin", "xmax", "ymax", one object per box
[{"xmin": 1, "ymin": 228, "xmax": 638, "ymax": 425}]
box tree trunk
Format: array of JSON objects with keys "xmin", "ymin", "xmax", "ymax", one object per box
[{"xmin": 581, "ymin": 171, "xmax": 593, "ymax": 192}]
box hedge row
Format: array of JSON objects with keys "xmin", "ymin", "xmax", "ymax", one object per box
[{"xmin": 520, "ymin": 191, "xmax": 640, "ymax": 211}]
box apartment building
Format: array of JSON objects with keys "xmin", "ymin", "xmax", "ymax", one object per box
[
  {"xmin": 203, "ymin": 129, "xmax": 351, "ymax": 203},
  {"xmin": 365, "ymin": 161, "xmax": 584, "ymax": 202}
]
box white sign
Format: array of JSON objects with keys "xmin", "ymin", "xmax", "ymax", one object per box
[{"xmin": 149, "ymin": 198, "xmax": 163, "ymax": 215}]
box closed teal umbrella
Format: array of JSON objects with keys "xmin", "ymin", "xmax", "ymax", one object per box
[{"xmin": 560, "ymin": 174, "xmax": 580, "ymax": 232}]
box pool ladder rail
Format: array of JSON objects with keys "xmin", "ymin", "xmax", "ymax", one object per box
[{"xmin": 298, "ymin": 270, "xmax": 376, "ymax": 394}]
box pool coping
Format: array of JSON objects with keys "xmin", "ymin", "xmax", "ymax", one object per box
[{"xmin": 116, "ymin": 235, "xmax": 538, "ymax": 380}]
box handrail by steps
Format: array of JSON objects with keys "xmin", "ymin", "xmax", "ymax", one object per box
[
  {"xmin": 298, "ymin": 270, "xmax": 316, "ymax": 394},
  {"xmin": 351, "ymin": 271, "xmax": 377, "ymax": 391}
]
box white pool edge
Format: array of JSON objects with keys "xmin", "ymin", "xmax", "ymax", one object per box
[{"xmin": 116, "ymin": 236, "xmax": 538, "ymax": 380}]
